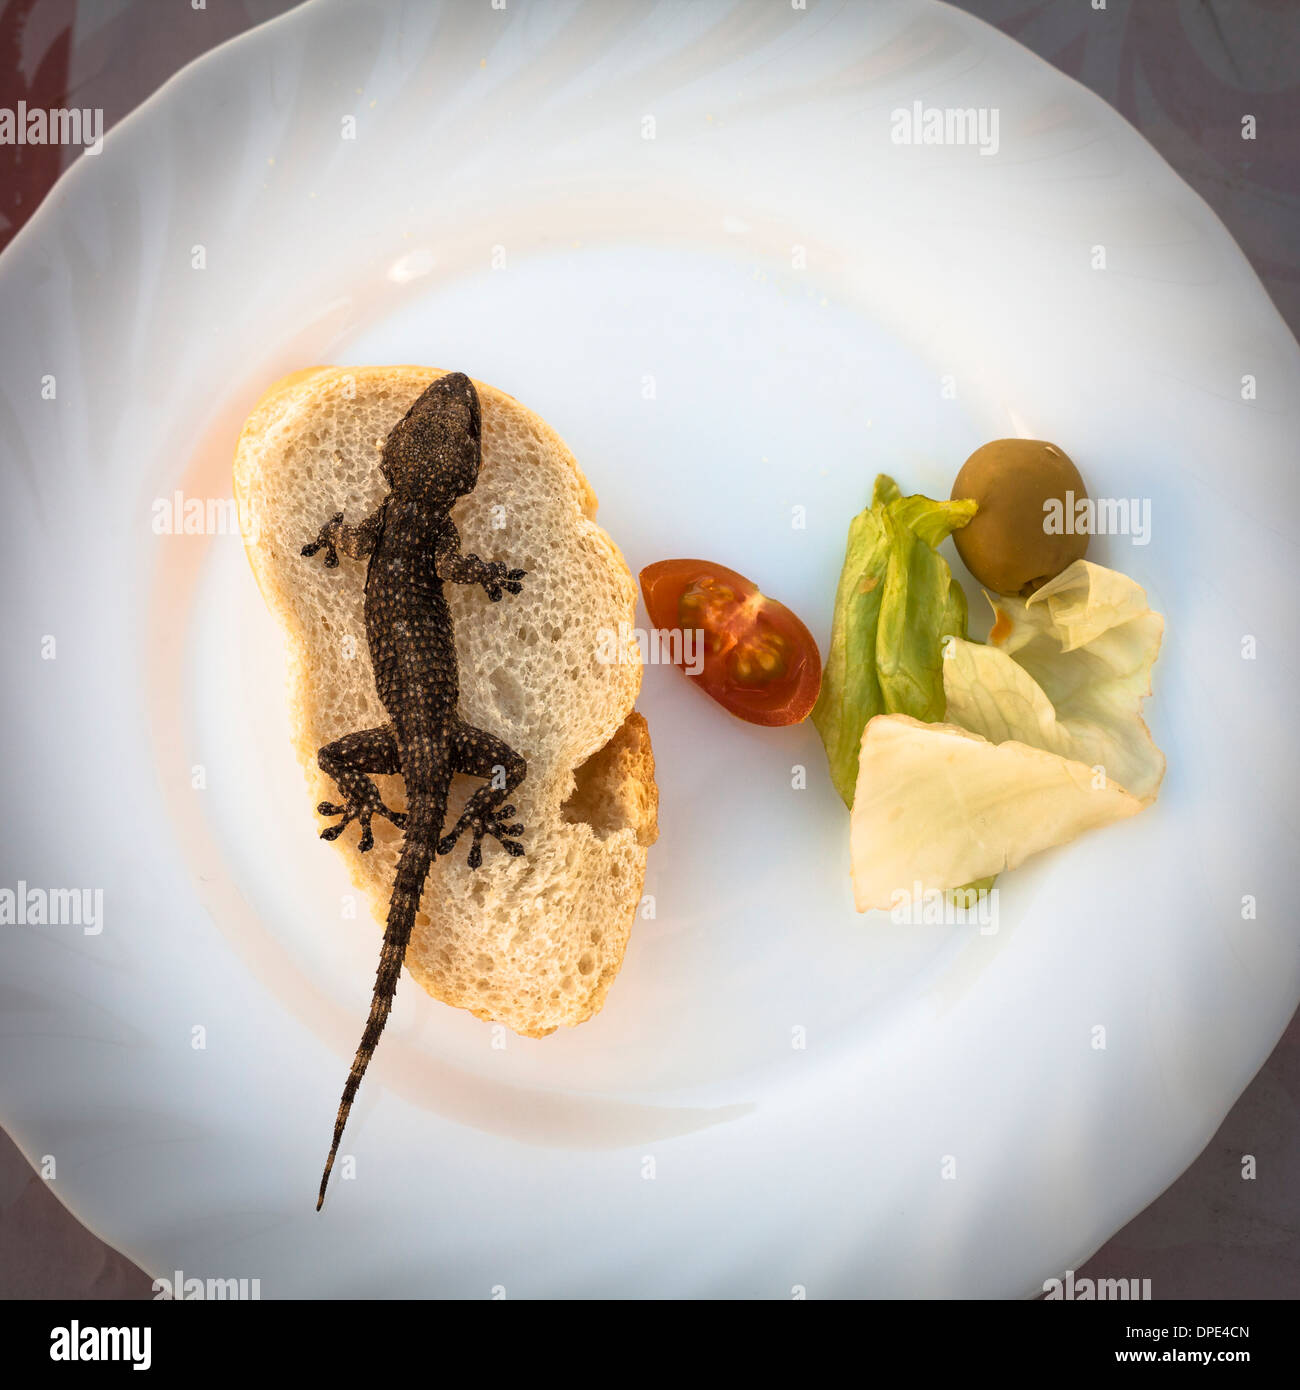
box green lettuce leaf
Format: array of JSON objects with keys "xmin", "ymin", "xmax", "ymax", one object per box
[{"xmin": 813, "ymin": 475, "xmax": 976, "ymax": 805}]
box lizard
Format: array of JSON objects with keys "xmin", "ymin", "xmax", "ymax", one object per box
[{"xmin": 300, "ymin": 371, "xmax": 527, "ymax": 1210}]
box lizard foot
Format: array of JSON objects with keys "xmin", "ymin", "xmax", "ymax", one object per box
[
  {"xmin": 317, "ymin": 795, "xmax": 407, "ymax": 852},
  {"xmin": 438, "ymin": 795, "xmax": 524, "ymax": 869},
  {"xmin": 480, "ymin": 561, "xmax": 526, "ymax": 603},
  {"xmin": 302, "ymin": 512, "xmax": 344, "ymax": 569}
]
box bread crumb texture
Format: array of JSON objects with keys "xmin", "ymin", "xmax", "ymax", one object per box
[{"xmin": 234, "ymin": 367, "xmax": 658, "ymax": 1036}]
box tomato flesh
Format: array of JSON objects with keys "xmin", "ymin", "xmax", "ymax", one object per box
[{"xmin": 641, "ymin": 560, "xmax": 822, "ymax": 726}]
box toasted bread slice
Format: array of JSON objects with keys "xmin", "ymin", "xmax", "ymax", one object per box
[{"xmin": 234, "ymin": 366, "xmax": 657, "ymax": 1037}]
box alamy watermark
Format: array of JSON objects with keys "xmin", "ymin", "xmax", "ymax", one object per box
[
  {"xmin": 1, "ymin": 881, "xmax": 102, "ymax": 935},
  {"xmin": 1043, "ymin": 492, "xmax": 1151, "ymax": 545},
  {"xmin": 1043, "ymin": 1269, "xmax": 1151, "ymax": 1300},
  {"xmin": 50, "ymin": 1323, "xmax": 150, "ymax": 1370},
  {"xmin": 152, "ymin": 491, "xmax": 258, "ymax": 541},
  {"xmin": 1, "ymin": 103, "xmax": 103, "ymax": 155},
  {"xmin": 152, "ymin": 1270, "xmax": 262, "ymax": 1300},
  {"xmin": 596, "ymin": 622, "xmax": 704, "ymax": 676},
  {"xmin": 889, "ymin": 881, "xmax": 998, "ymax": 932},
  {"xmin": 891, "ymin": 102, "xmax": 1000, "ymax": 156}
]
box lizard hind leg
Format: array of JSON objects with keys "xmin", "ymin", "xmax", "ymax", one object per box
[
  {"xmin": 437, "ymin": 722, "xmax": 527, "ymax": 869},
  {"xmin": 316, "ymin": 724, "xmax": 408, "ymax": 853}
]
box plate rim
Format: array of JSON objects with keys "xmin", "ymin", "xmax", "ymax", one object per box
[{"xmin": 2, "ymin": 0, "xmax": 1297, "ymax": 1298}]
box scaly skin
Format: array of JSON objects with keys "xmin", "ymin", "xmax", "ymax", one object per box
[{"xmin": 301, "ymin": 372, "xmax": 526, "ymax": 1209}]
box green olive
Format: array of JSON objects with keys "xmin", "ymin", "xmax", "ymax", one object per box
[{"xmin": 950, "ymin": 439, "xmax": 1088, "ymax": 595}]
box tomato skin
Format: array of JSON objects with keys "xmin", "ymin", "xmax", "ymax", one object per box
[{"xmin": 639, "ymin": 559, "xmax": 823, "ymax": 727}]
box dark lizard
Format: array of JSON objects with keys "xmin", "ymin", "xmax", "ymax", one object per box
[{"xmin": 301, "ymin": 371, "xmax": 527, "ymax": 1209}]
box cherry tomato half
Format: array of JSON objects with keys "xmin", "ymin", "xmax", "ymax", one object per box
[{"xmin": 639, "ymin": 559, "xmax": 822, "ymax": 727}]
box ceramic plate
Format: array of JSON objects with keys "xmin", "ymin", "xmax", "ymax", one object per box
[{"xmin": 2, "ymin": 0, "xmax": 1297, "ymax": 1297}]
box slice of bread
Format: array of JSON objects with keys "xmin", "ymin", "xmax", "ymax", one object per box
[{"xmin": 233, "ymin": 366, "xmax": 658, "ymax": 1037}]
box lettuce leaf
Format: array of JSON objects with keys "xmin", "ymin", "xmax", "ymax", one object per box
[
  {"xmin": 813, "ymin": 475, "xmax": 976, "ymax": 805},
  {"xmin": 942, "ymin": 560, "xmax": 1165, "ymax": 804},
  {"xmin": 850, "ymin": 715, "xmax": 1143, "ymax": 911}
]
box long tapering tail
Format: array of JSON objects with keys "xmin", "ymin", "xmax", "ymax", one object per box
[{"xmin": 317, "ymin": 817, "xmax": 436, "ymax": 1210}]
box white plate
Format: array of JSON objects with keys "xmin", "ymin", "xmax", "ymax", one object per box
[{"xmin": 2, "ymin": 0, "xmax": 1297, "ymax": 1298}]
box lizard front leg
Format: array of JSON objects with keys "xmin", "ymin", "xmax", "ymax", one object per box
[
  {"xmin": 316, "ymin": 724, "xmax": 407, "ymax": 852},
  {"xmin": 437, "ymin": 723, "xmax": 526, "ymax": 869},
  {"xmin": 434, "ymin": 522, "xmax": 525, "ymax": 602},
  {"xmin": 302, "ymin": 501, "xmax": 386, "ymax": 570}
]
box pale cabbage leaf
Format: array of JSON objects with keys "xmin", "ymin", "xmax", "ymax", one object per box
[
  {"xmin": 850, "ymin": 715, "xmax": 1142, "ymax": 912},
  {"xmin": 942, "ymin": 560, "xmax": 1165, "ymax": 804}
]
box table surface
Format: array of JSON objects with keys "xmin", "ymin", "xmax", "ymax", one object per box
[{"xmin": 1, "ymin": 0, "xmax": 1296, "ymax": 1299}]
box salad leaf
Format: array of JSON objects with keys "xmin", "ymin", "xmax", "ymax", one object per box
[
  {"xmin": 943, "ymin": 560, "xmax": 1165, "ymax": 803},
  {"xmin": 872, "ymin": 474, "xmax": 901, "ymax": 509},
  {"xmin": 850, "ymin": 714, "xmax": 1143, "ymax": 911},
  {"xmin": 813, "ymin": 501, "xmax": 890, "ymax": 807},
  {"xmin": 813, "ymin": 475, "xmax": 976, "ymax": 804}
]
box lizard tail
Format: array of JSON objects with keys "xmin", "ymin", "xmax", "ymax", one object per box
[{"xmin": 317, "ymin": 819, "xmax": 436, "ymax": 1210}]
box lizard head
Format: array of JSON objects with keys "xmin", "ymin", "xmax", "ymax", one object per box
[{"xmin": 380, "ymin": 371, "xmax": 482, "ymax": 502}]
